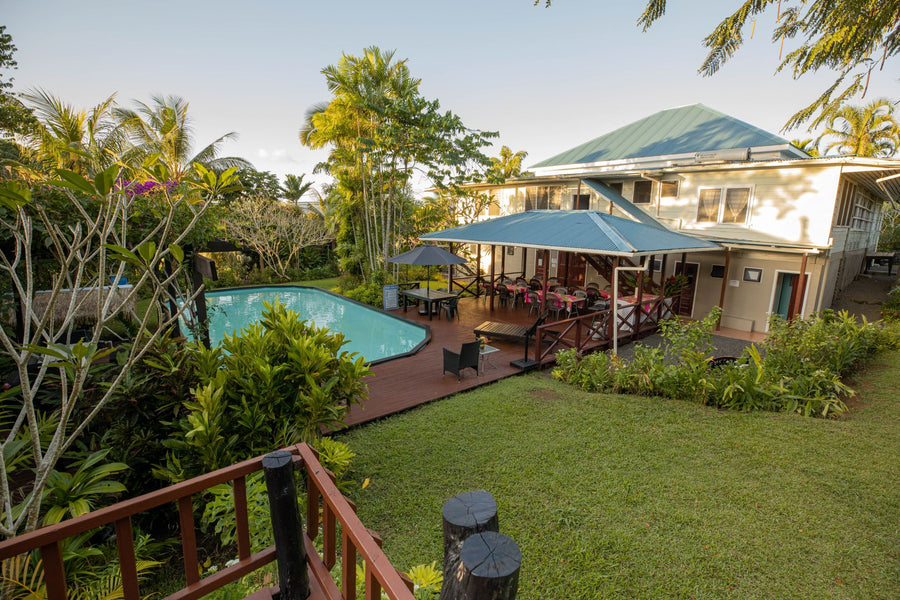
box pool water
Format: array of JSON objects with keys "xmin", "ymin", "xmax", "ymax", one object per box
[{"xmin": 204, "ymin": 286, "xmax": 427, "ymax": 363}]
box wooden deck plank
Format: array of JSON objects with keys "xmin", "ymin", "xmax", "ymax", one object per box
[{"xmin": 344, "ymin": 297, "xmax": 538, "ymax": 427}]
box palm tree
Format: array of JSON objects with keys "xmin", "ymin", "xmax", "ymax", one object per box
[
  {"xmin": 115, "ymin": 94, "xmax": 252, "ymax": 180},
  {"xmin": 19, "ymin": 88, "xmax": 122, "ymax": 174},
  {"xmin": 817, "ymin": 98, "xmax": 900, "ymax": 158},
  {"xmin": 488, "ymin": 146, "xmax": 529, "ymax": 179},
  {"xmin": 790, "ymin": 138, "xmax": 820, "ymax": 157},
  {"xmin": 282, "ymin": 173, "xmax": 314, "ymax": 204}
]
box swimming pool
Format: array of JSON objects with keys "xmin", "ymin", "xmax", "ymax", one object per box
[{"xmin": 203, "ymin": 286, "xmax": 428, "ymax": 363}]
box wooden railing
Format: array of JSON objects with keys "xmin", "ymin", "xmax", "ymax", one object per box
[
  {"xmin": 448, "ymin": 275, "xmax": 480, "ymax": 297},
  {"xmin": 535, "ymin": 309, "xmax": 612, "ymax": 365},
  {"xmin": 533, "ymin": 294, "xmax": 680, "ymax": 366},
  {"xmin": 0, "ymin": 443, "xmax": 415, "ymax": 600}
]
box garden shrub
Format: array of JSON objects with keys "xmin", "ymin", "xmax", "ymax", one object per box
[
  {"xmin": 553, "ymin": 308, "xmax": 898, "ymax": 418},
  {"xmin": 157, "ymin": 300, "xmax": 371, "ymax": 481},
  {"xmin": 880, "ymin": 285, "xmax": 900, "ymax": 321}
]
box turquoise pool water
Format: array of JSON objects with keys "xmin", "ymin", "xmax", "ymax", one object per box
[{"xmin": 204, "ymin": 287, "xmax": 427, "ymax": 363}]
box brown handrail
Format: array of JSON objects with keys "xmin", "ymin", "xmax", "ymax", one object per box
[
  {"xmin": 533, "ymin": 294, "xmax": 680, "ymax": 366},
  {"xmin": 296, "ymin": 443, "xmax": 415, "ymax": 600},
  {"xmin": 0, "ymin": 443, "xmax": 415, "ymax": 600}
]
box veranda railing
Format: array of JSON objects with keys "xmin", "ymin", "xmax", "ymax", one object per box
[{"xmin": 0, "ymin": 443, "xmax": 415, "ymax": 600}]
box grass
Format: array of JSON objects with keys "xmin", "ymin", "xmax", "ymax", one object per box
[{"xmin": 339, "ymin": 351, "xmax": 900, "ymax": 600}]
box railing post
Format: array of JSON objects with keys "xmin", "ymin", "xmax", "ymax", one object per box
[{"xmin": 263, "ymin": 450, "xmax": 310, "ymax": 600}]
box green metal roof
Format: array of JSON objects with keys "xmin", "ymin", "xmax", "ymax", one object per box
[
  {"xmin": 532, "ymin": 104, "xmax": 790, "ymax": 168},
  {"xmin": 420, "ymin": 210, "xmax": 721, "ymax": 257}
]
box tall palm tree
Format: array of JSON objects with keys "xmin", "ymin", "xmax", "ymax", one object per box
[
  {"xmin": 817, "ymin": 98, "xmax": 900, "ymax": 158},
  {"xmin": 488, "ymin": 146, "xmax": 529, "ymax": 179},
  {"xmin": 19, "ymin": 88, "xmax": 122, "ymax": 174},
  {"xmin": 282, "ymin": 173, "xmax": 314, "ymax": 204},
  {"xmin": 115, "ymin": 94, "xmax": 252, "ymax": 180},
  {"xmin": 790, "ymin": 138, "xmax": 820, "ymax": 157}
]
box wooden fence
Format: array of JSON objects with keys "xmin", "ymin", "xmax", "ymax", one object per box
[{"xmin": 0, "ymin": 443, "xmax": 415, "ymax": 600}]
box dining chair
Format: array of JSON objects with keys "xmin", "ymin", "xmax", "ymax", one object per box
[
  {"xmin": 442, "ymin": 296, "xmax": 460, "ymax": 321},
  {"xmin": 526, "ymin": 290, "xmax": 541, "ymax": 316},
  {"xmin": 547, "ymin": 292, "xmax": 565, "ymax": 320}
]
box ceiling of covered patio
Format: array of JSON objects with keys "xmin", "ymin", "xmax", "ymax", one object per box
[{"xmin": 419, "ymin": 209, "xmax": 722, "ymax": 258}]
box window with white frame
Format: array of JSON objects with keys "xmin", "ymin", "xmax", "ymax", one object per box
[
  {"xmin": 696, "ymin": 186, "xmax": 752, "ymax": 224},
  {"xmin": 632, "ymin": 180, "xmax": 652, "ymax": 204},
  {"xmin": 660, "ymin": 180, "xmax": 679, "ymax": 198}
]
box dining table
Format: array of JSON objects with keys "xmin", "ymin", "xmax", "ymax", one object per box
[
  {"xmin": 399, "ymin": 288, "xmax": 457, "ymax": 321},
  {"xmin": 526, "ymin": 289, "xmax": 586, "ymax": 314}
]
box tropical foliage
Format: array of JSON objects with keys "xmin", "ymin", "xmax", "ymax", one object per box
[
  {"xmin": 114, "ymin": 94, "xmax": 253, "ymax": 181},
  {"xmin": 0, "ymin": 157, "xmax": 238, "ymax": 535},
  {"xmin": 817, "ymin": 97, "xmax": 900, "ymax": 157},
  {"xmin": 222, "ymin": 196, "xmax": 334, "ymax": 280},
  {"xmin": 634, "ymin": 0, "xmax": 900, "ymax": 129},
  {"xmin": 156, "ymin": 300, "xmax": 370, "ymax": 481},
  {"xmin": 301, "ymin": 46, "xmax": 497, "ymax": 279},
  {"xmin": 554, "ymin": 309, "xmax": 900, "ymax": 417}
]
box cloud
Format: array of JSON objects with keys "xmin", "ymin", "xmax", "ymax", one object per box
[{"xmin": 256, "ymin": 148, "xmax": 297, "ymax": 163}]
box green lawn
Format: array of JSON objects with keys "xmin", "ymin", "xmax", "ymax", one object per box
[{"xmin": 340, "ymin": 351, "xmax": 900, "ymax": 600}]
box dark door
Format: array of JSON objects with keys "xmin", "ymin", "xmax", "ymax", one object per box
[
  {"xmin": 534, "ymin": 252, "xmax": 546, "ymax": 279},
  {"xmin": 561, "ymin": 252, "xmax": 586, "ymax": 286},
  {"xmin": 674, "ymin": 262, "xmax": 699, "ymax": 317},
  {"xmin": 774, "ymin": 272, "xmax": 807, "ymax": 319}
]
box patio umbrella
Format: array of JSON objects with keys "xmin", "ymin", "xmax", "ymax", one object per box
[{"xmin": 387, "ymin": 244, "xmax": 467, "ymax": 296}]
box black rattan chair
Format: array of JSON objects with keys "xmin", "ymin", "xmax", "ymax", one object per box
[{"xmin": 443, "ymin": 341, "xmax": 480, "ymax": 381}]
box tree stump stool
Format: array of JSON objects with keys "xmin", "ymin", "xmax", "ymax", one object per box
[
  {"xmin": 459, "ymin": 531, "xmax": 522, "ymax": 600},
  {"xmin": 439, "ymin": 490, "xmax": 499, "ymax": 600}
]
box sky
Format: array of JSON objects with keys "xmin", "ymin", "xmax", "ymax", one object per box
[{"xmin": 4, "ymin": 0, "xmax": 897, "ymax": 194}]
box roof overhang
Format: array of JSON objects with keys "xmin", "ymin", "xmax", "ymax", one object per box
[{"xmin": 420, "ymin": 210, "xmax": 722, "ymax": 259}]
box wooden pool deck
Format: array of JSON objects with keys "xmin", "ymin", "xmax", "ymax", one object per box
[
  {"xmin": 343, "ymin": 295, "xmax": 769, "ymax": 429},
  {"xmin": 344, "ymin": 296, "xmax": 537, "ymax": 427}
]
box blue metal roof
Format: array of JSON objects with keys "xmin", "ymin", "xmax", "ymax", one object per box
[
  {"xmin": 420, "ymin": 211, "xmax": 721, "ymax": 257},
  {"xmin": 532, "ymin": 104, "xmax": 790, "ymax": 168}
]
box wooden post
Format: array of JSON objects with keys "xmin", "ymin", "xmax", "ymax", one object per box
[
  {"xmin": 500, "ymin": 246, "xmax": 506, "ymax": 280},
  {"xmin": 489, "ymin": 245, "xmax": 496, "ymax": 312},
  {"xmin": 459, "ymin": 532, "xmax": 521, "ymax": 600},
  {"xmin": 439, "ymin": 490, "xmax": 499, "ymax": 600},
  {"xmin": 790, "ymin": 252, "xmax": 809, "ymax": 319},
  {"xmin": 542, "ymin": 249, "xmax": 549, "ymax": 315},
  {"xmin": 634, "ymin": 268, "xmax": 644, "ymax": 335},
  {"xmin": 717, "ymin": 248, "xmax": 731, "ymax": 330},
  {"xmin": 263, "ymin": 450, "xmax": 310, "ymax": 600},
  {"xmin": 448, "ymin": 243, "xmax": 454, "ymax": 293},
  {"xmin": 608, "ymin": 257, "xmax": 619, "ymax": 342},
  {"xmin": 476, "ymin": 244, "xmax": 482, "ymax": 298},
  {"xmin": 190, "ymin": 249, "xmax": 210, "ymax": 347}
]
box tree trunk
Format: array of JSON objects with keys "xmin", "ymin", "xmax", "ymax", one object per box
[
  {"xmin": 459, "ymin": 531, "xmax": 521, "ymax": 600},
  {"xmin": 439, "ymin": 490, "xmax": 499, "ymax": 600}
]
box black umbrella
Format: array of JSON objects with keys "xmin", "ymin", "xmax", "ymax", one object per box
[{"xmin": 388, "ymin": 244, "xmax": 467, "ymax": 295}]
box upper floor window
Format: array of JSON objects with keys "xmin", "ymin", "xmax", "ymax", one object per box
[
  {"xmin": 633, "ymin": 180, "xmax": 652, "ymax": 204},
  {"xmin": 660, "ymin": 181, "xmax": 679, "ymax": 198},
  {"xmin": 697, "ymin": 186, "xmax": 752, "ymax": 224},
  {"xmin": 573, "ymin": 194, "xmax": 590, "ymax": 210}
]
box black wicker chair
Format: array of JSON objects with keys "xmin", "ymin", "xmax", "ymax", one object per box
[{"xmin": 443, "ymin": 340, "xmax": 480, "ymax": 381}]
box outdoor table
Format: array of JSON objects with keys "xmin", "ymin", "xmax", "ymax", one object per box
[
  {"xmin": 527, "ymin": 289, "xmax": 586, "ymax": 315},
  {"xmin": 399, "ymin": 288, "xmax": 457, "ymax": 321},
  {"xmin": 479, "ymin": 344, "xmax": 500, "ymax": 373},
  {"xmin": 503, "ymin": 283, "xmax": 529, "ymax": 307},
  {"xmin": 617, "ymin": 294, "xmax": 658, "ymax": 314}
]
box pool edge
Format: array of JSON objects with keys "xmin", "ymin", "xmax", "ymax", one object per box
[{"xmin": 205, "ymin": 284, "xmax": 431, "ymax": 366}]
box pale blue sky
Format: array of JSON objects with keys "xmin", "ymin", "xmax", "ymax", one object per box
[{"xmin": 4, "ymin": 1, "xmax": 896, "ymax": 191}]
